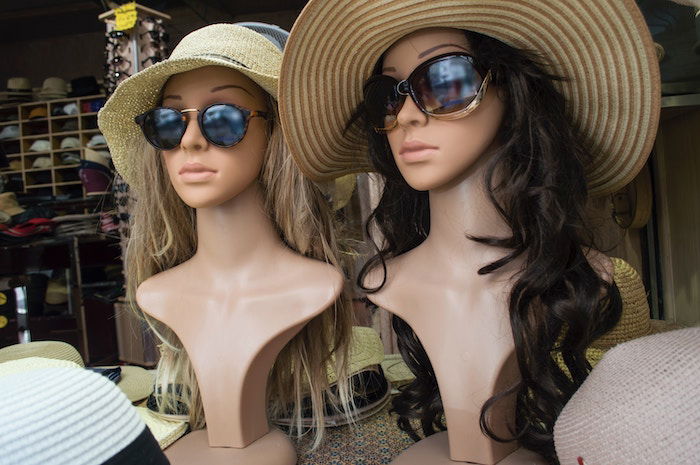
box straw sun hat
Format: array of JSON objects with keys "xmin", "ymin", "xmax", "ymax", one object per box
[
  {"xmin": 279, "ymin": 0, "xmax": 661, "ymax": 197},
  {"xmin": 97, "ymin": 23, "xmax": 285, "ymax": 189}
]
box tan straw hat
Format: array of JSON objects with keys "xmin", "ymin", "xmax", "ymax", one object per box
[
  {"xmin": 554, "ymin": 258, "xmax": 683, "ymax": 371},
  {"xmin": 554, "ymin": 327, "xmax": 700, "ymax": 465},
  {"xmin": 98, "ymin": 23, "xmax": 283, "ymax": 188},
  {"xmin": 279, "ymin": 0, "xmax": 661, "ymax": 196},
  {"xmin": 589, "ymin": 258, "xmax": 683, "ymax": 351},
  {"xmin": 0, "ymin": 340, "xmax": 84, "ymax": 366}
]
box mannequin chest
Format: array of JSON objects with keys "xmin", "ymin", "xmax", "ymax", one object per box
[{"xmin": 372, "ymin": 280, "xmax": 518, "ymax": 405}]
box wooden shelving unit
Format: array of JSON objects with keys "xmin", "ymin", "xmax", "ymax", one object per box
[{"xmin": 0, "ymin": 94, "xmax": 107, "ymax": 199}]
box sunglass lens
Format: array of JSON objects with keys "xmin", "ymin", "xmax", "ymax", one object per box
[
  {"xmin": 364, "ymin": 75, "xmax": 404, "ymax": 131},
  {"xmin": 143, "ymin": 108, "xmax": 183, "ymax": 150},
  {"xmin": 201, "ymin": 104, "xmax": 247, "ymax": 147},
  {"xmin": 413, "ymin": 56, "xmax": 483, "ymax": 115}
]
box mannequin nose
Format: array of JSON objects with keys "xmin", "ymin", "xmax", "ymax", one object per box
[
  {"xmin": 179, "ymin": 117, "xmax": 208, "ymax": 152},
  {"xmin": 395, "ymin": 96, "xmax": 428, "ymax": 129}
]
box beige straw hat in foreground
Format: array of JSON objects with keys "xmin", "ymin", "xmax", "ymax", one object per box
[
  {"xmin": 279, "ymin": 0, "xmax": 661, "ymax": 196},
  {"xmin": 98, "ymin": 23, "xmax": 282, "ymax": 189}
]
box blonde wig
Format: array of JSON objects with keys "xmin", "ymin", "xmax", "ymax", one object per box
[{"xmin": 124, "ymin": 93, "xmax": 355, "ymax": 448}]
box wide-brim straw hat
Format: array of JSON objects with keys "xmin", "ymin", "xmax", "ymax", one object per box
[
  {"xmin": 98, "ymin": 23, "xmax": 283, "ymax": 189},
  {"xmin": 553, "ymin": 258, "xmax": 683, "ymax": 370},
  {"xmin": 279, "ymin": 0, "xmax": 661, "ymax": 197},
  {"xmin": 590, "ymin": 258, "xmax": 683, "ymax": 351}
]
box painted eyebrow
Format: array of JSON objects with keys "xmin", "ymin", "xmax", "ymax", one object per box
[
  {"xmin": 381, "ymin": 43, "xmax": 471, "ymax": 73},
  {"xmin": 417, "ymin": 43, "xmax": 470, "ymax": 58},
  {"xmin": 162, "ymin": 84, "xmax": 254, "ymax": 101}
]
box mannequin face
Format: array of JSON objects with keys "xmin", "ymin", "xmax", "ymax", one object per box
[
  {"xmin": 382, "ymin": 28, "xmax": 505, "ymax": 191},
  {"xmin": 160, "ymin": 65, "xmax": 269, "ymax": 208}
]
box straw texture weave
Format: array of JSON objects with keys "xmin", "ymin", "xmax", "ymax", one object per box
[
  {"xmin": 0, "ymin": 340, "xmax": 84, "ymax": 367},
  {"xmin": 554, "ymin": 327, "xmax": 700, "ymax": 465},
  {"xmin": 279, "ymin": 0, "xmax": 660, "ymax": 196}
]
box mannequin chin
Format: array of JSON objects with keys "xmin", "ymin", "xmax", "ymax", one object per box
[
  {"xmin": 383, "ymin": 28, "xmax": 505, "ymax": 192},
  {"xmin": 160, "ymin": 65, "xmax": 270, "ymax": 209}
]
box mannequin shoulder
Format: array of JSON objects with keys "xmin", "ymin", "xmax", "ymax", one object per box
[
  {"xmin": 278, "ymin": 253, "xmax": 344, "ymax": 301},
  {"xmin": 135, "ymin": 264, "xmax": 192, "ymax": 317},
  {"xmin": 360, "ymin": 254, "xmax": 416, "ymax": 312}
]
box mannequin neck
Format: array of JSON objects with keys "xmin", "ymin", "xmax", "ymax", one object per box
[
  {"xmin": 423, "ymin": 152, "xmax": 514, "ymax": 270},
  {"xmin": 193, "ymin": 181, "xmax": 285, "ymax": 271}
]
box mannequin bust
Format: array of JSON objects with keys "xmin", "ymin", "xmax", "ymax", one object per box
[
  {"xmin": 135, "ymin": 66, "xmax": 343, "ymax": 464},
  {"xmin": 98, "ymin": 23, "xmax": 355, "ymax": 465},
  {"xmin": 359, "ymin": 28, "xmax": 616, "ymax": 465}
]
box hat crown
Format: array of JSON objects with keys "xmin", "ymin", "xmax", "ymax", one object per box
[
  {"xmin": 7, "ymin": 77, "xmax": 31, "ymax": 91},
  {"xmin": 42, "ymin": 77, "xmax": 67, "ymax": 91},
  {"xmin": 0, "ymin": 192, "xmax": 19, "ymax": 209},
  {"xmin": 169, "ymin": 24, "xmax": 282, "ymax": 80}
]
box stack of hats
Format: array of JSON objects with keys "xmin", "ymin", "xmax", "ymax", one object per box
[
  {"xmin": 52, "ymin": 102, "xmax": 79, "ymax": 117},
  {"xmin": 0, "ymin": 77, "xmax": 33, "ymax": 104},
  {"xmin": 53, "ymin": 212, "xmax": 102, "ymax": 236},
  {"xmin": 36, "ymin": 77, "xmax": 68, "ymax": 101},
  {"xmin": 80, "ymin": 147, "xmax": 113, "ymax": 195},
  {"xmin": 0, "ymin": 125, "xmax": 19, "ymax": 141},
  {"xmin": 57, "ymin": 136, "xmax": 81, "ymax": 166},
  {"xmin": 28, "ymin": 139, "xmax": 51, "ymax": 153},
  {"xmin": 0, "ymin": 340, "xmax": 188, "ymax": 451},
  {"xmin": 0, "ymin": 192, "xmax": 56, "ymax": 245}
]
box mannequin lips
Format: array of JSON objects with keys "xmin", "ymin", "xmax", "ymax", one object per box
[
  {"xmin": 398, "ymin": 140, "xmax": 438, "ymax": 163},
  {"xmin": 179, "ymin": 162, "xmax": 217, "ymax": 182}
]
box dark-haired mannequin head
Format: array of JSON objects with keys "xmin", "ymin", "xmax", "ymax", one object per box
[
  {"xmin": 357, "ymin": 26, "xmax": 620, "ymax": 465},
  {"xmin": 382, "ymin": 28, "xmax": 505, "ymax": 192}
]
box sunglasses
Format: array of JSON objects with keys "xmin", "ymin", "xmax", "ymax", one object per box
[
  {"xmin": 135, "ymin": 103, "xmax": 269, "ymax": 151},
  {"xmin": 363, "ymin": 52, "xmax": 492, "ymax": 133}
]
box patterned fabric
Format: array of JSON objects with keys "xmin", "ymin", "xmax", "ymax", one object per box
[{"xmin": 296, "ymin": 401, "xmax": 412, "ymax": 465}]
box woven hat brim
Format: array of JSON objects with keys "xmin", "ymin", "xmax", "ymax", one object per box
[
  {"xmin": 0, "ymin": 341, "xmax": 84, "ymax": 367},
  {"xmin": 326, "ymin": 326, "xmax": 385, "ymax": 384},
  {"xmin": 98, "ymin": 56, "xmax": 277, "ymax": 189},
  {"xmin": 106, "ymin": 365, "xmax": 155, "ymax": 402},
  {"xmin": 135, "ymin": 406, "xmax": 188, "ymax": 449},
  {"xmin": 279, "ymin": 0, "xmax": 660, "ymax": 196}
]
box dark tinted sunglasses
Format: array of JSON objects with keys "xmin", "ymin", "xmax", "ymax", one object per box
[
  {"xmin": 135, "ymin": 103, "xmax": 269, "ymax": 151},
  {"xmin": 363, "ymin": 52, "xmax": 492, "ymax": 133}
]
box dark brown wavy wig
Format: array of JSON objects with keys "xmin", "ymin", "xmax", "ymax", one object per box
[{"xmin": 350, "ymin": 30, "xmax": 623, "ymax": 464}]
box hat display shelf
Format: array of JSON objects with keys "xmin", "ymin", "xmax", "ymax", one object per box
[
  {"xmin": 0, "ymin": 94, "xmax": 108, "ymax": 200},
  {"xmin": 98, "ymin": 4, "xmax": 170, "ymax": 366}
]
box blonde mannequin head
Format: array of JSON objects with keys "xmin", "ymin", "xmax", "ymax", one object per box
[{"xmin": 124, "ymin": 64, "xmax": 353, "ymax": 448}]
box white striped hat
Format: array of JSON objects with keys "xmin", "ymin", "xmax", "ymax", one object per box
[
  {"xmin": 279, "ymin": 0, "xmax": 661, "ymax": 197},
  {"xmin": 0, "ymin": 366, "xmax": 168, "ymax": 465}
]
